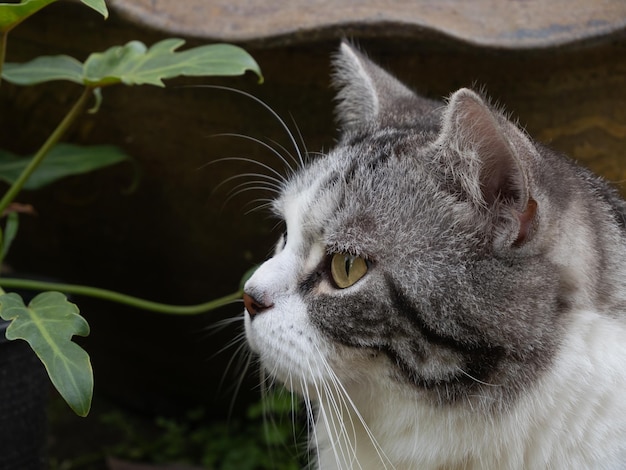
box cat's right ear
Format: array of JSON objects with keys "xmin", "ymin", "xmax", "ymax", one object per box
[
  {"xmin": 332, "ymin": 41, "xmax": 415, "ymax": 130},
  {"xmin": 437, "ymin": 88, "xmax": 538, "ymax": 247}
]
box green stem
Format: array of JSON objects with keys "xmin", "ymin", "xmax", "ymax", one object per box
[
  {"xmin": 0, "ymin": 30, "xmax": 7, "ymax": 86},
  {"xmin": 0, "ymin": 86, "xmax": 93, "ymax": 215},
  {"xmin": 0, "ymin": 277, "xmax": 242, "ymax": 315}
]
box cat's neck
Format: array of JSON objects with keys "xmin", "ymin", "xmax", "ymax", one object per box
[
  {"xmin": 313, "ymin": 307, "xmax": 626, "ymax": 470},
  {"xmin": 536, "ymin": 153, "xmax": 626, "ymax": 315}
]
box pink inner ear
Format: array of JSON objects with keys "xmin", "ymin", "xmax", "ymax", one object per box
[
  {"xmin": 447, "ymin": 90, "xmax": 525, "ymax": 206},
  {"xmin": 513, "ymin": 198, "xmax": 537, "ymax": 247},
  {"xmin": 481, "ymin": 150, "xmax": 519, "ymax": 205}
]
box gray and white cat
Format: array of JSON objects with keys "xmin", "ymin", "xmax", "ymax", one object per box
[{"xmin": 242, "ymin": 42, "xmax": 626, "ymax": 469}]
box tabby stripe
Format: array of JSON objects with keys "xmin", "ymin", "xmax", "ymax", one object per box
[
  {"xmin": 385, "ymin": 274, "xmax": 471, "ymax": 352},
  {"xmin": 384, "ymin": 274, "xmax": 504, "ymax": 386}
]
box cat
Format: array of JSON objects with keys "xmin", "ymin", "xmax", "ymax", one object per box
[{"xmin": 241, "ymin": 41, "xmax": 626, "ymax": 469}]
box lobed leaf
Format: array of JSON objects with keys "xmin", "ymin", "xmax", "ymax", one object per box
[
  {"xmin": 82, "ymin": 40, "xmax": 147, "ymax": 86},
  {"xmin": 2, "ymin": 54, "xmax": 84, "ymax": 85},
  {"xmin": 0, "ymin": 143, "xmax": 130, "ymax": 190},
  {"xmin": 2, "ymin": 39, "xmax": 263, "ymax": 87},
  {"xmin": 83, "ymin": 39, "xmax": 264, "ymax": 86},
  {"xmin": 0, "ymin": 292, "xmax": 93, "ymax": 416}
]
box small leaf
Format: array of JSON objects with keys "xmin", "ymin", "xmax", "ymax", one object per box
[
  {"xmin": 0, "ymin": 0, "xmax": 57, "ymax": 32},
  {"xmin": 0, "ymin": 292, "xmax": 93, "ymax": 416},
  {"xmin": 0, "ymin": 212, "xmax": 19, "ymax": 261},
  {"xmin": 87, "ymin": 87, "xmax": 103, "ymax": 114},
  {"xmin": 2, "ymin": 55, "xmax": 84, "ymax": 85},
  {"xmin": 78, "ymin": 0, "xmax": 108, "ymax": 19},
  {"xmin": 0, "ymin": 143, "xmax": 130, "ymax": 190}
]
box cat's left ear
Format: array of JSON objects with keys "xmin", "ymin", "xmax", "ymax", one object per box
[
  {"xmin": 332, "ymin": 41, "xmax": 423, "ymax": 130},
  {"xmin": 437, "ymin": 88, "xmax": 537, "ymax": 246}
]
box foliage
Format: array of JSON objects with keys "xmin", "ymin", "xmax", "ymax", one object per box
[
  {"xmin": 0, "ymin": 143, "xmax": 129, "ymax": 190},
  {"xmin": 0, "ymin": 0, "xmax": 262, "ymax": 416},
  {"xmin": 100, "ymin": 389, "xmax": 304, "ymax": 470},
  {"xmin": 0, "ymin": 0, "xmax": 107, "ymax": 34},
  {"xmin": 0, "ymin": 292, "xmax": 92, "ymax": 416},
  {"xmin": 3, "ymin": 38, "xmax": 263, "ymax": 88}
]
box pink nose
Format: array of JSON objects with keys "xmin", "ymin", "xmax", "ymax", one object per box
[{"xmin": 243, "ymin": 292, "xmax": 273, "ymax": 317}]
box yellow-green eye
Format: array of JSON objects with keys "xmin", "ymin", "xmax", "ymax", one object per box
[{"xmin": 330, "ymin": 253, "xmax": 368, "ymax": 289}]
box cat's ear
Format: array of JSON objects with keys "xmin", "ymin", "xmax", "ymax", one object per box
[
  {"xmin": 332, "ymin": 41, "xmax": 416, "ymax": 130},
  {"xmin": 438, "ymin": 88, "xmax": 537, "ymax": 246}
]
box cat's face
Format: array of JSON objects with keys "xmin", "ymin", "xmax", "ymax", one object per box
[{"xmin": 243, "ymin": 42, "xmax": 572, "ymax": 407}]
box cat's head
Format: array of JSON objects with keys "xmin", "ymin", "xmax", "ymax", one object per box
[{"xmin": 243, "ymin": 42, "xmax": 597, "ymax": 407}]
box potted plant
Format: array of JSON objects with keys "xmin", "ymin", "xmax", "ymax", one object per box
[{"xmin": 0, "ymin": 1, "xmax": 261, "ymax": 467}]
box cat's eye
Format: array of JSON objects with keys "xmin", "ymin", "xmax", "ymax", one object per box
[{"xmin": 330, "ymin": 253, "xmax": 368, "ymax": 289}]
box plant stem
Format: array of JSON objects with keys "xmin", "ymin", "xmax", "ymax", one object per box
[
  {"xmin": 0, "ymin": 30, "xmax": 7, "ymax": 86},
  {"xmin": 0, "ymin": 86, "xmax": 93, "ymax": 215},
  {"xmin": 0, "ymin": 277, "xmax": 242, "ymax": 315}
]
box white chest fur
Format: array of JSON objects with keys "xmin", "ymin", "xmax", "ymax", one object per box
[{"xmin": 313, "ymin": 309, "xmax": 626, "ymax": 470}]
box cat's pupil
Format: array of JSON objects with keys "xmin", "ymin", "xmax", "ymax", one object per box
[
  {"xmin": 344, "ymin": 257, "xmax": 353, "ymax": 276},
  {"xmin": 330, "ymin": 253, "xmax": 368, "ymax": 289}
]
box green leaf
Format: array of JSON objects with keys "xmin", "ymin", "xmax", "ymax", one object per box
[
  {"xmin": 0, "ymin": 0, "xmax": 57, "ymax": 32},
  {"xmin": 83, "ymin": 39, "xmax": 263, "ymax": 86},
  {"xmin": 0, "ymin": 212, "xmax": 19, "ymax": 261},
  {"xmin": 78, "ymin": 0, "xmax": 108, "ymax": 19},
  {"xmin": 82, "ymin": 40, "xmax": 147, "ymax": 86},
  {"xmin": 0, "ymin": 292, "xmax": 93, "ymax": 416},
  {"xmin": 0, "ymin": 143, "xmax": 130, "ymax": 190},
  {"xmin": 2, "ymin": 39, "xmax": 263, "ymax": 87},
  {"xmin": 0, "ymin": 0, "xmax": 107, "ymax": 33},
  {"xmin": 2, "ymin": 54, "xmax": 84, "ymax": 85}
]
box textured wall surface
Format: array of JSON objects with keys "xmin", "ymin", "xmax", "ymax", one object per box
[{"xmin": 110, "ymin": 0, "xmax": 626, "ymax": 48}]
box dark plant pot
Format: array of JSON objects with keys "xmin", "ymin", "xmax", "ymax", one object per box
[{"xmin": 0, "ymin": 319, "xmax": 48, "ymax": 470}]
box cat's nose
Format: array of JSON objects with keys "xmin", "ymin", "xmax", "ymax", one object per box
[{"xmin": 243, "ymin": 292, "xmax": 273, "ymax": 318}]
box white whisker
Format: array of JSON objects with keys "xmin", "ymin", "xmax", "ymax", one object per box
[
  {"xmin": 267, "ymin": 136, "xmax": 305, "ymax": 171},
  {"xmin": 289, "ymin": 112, "xmax": 310, "ymax": 167},
  {"xmin": 213, "ymin": 330, "xmax": 247, "ymax": 360},
  {"xmin": 312, "ymin": 343, "xmax": 396, "ymax": 470},
  {"xmin": 213, "ymin": 327, "xmax": 254, "ymax": 420},
  {"xmin": 456, "ymin": 367, "xmax": 502, "ymax": 387},
  {"xmin": 243, "ymin": 200, "xmax": 275, "ymax": 215},
  {"xmin": 212, "ymin": 132, "xmax": 298, "ymax": 174},
  {"xmin": 203, "ymin": 315, "xmax": 244, "ymax": 334},
  {"xmin": 222, "ymin": 185, "xmax": 278, "ymax": 209},
  {"xmin": 212, "ymin": 172, "xmax": 284, "ymax": 195},
  {"xmin": 196, "ymin": 85, "xmax": 306, "ymax": 168},
  {"xmin": 226, "ymin": 180, "xmax": 281, "ymax": 196},
  {"xmin": 202, "ymin": 156, "xmax": 285, "ymax": 180}
]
